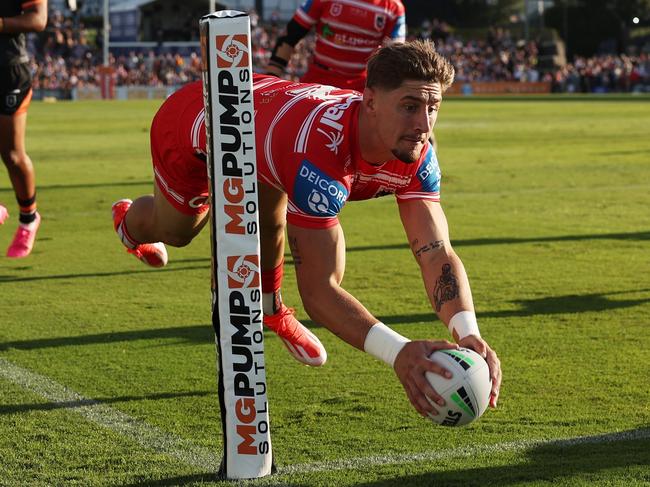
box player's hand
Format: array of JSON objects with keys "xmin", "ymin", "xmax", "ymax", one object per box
[
  {"xmin": 393, "ymin": 340, "xmax": 459, "ymax": 418},
  {"xmin": 458, "ymin": 335, "xmax": 501, "ymax": 408}
]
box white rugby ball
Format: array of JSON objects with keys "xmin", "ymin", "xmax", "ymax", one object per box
[{"xmin": 425, "ymin": 347, "xmax": 492, "ymax": 427}]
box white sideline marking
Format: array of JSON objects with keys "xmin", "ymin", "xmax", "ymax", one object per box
[
  {"xmin": 281, "ymin": 427, "xmax": 650, "ymax": 476},
  {"xmin": 0, "ymin": 357, "xmax": 220, "ymax": 471},
  {"xmin": 1, "ymin": 356, "xmax": 648, "ymax": 479}
]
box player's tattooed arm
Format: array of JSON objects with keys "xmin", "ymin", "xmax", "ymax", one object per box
[
  {"xmin": 289, "ymin": 236, "xmax": 302, "ymax": 266},
  {"xmin": 432, "ymin": 263, "xmax": 459, "ymax": 312},
  {"xmin": 410, "ymin": 238, "xmax": 445, "ymax": 260}
]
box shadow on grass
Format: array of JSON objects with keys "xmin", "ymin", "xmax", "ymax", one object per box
[
  {"xmin": 37, "ymin": 180, "xmax": 152, "ymax": 191},
  {"xmin": 1, "ymin": 289, "xmax": 649, "ymax": 351},
  {"xmin": 1, "ymin": 230, "xmax": 647, "ymax": 284},
  {"xmin": 345, "ymin": 229, "xmax": 650, "ymax": 254},
  {"xmin": 0, "ymin": 324, "xmax": 214, "ymax": 351},
  {"xmin": 378, "ymin": 288, "xmax": 650, "ymax": 326},
  {"xmin": 0, "ymin": 390, "xmax": 214, "ymax": 415},
  {"xmin": 0, "ymin": 264, "xmax": 209, "ymax": 283},
  {"xmin": 352, "ymin": 428, "xmax": 650, "ymax": 487}
]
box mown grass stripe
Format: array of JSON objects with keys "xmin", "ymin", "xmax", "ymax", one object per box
[
  {"xmin": 0, "ymin": 357, "xmax": 220, "ymax": 471},
  {"xmin": 2, "ymin": 356, "xmax": 648, "ymax": 481}
]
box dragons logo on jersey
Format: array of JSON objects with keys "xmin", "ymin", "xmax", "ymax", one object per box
[
  {"xmin": 294, "ymin": 160, "xmax": 348, "ymax": 217},
  {"xmin": 215, "ymin": 34, "xmax": 249, "ymax": 68},
  {"xmin": 330, "ymin": 3, "xmax": 342, "ymax": 16}
]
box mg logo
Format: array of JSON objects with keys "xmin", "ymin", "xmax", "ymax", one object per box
[
  {"xmin": 227, "ymin": 255, "xmax": 260, "ymax": 288},
  {"xmin": 216, "ymin": 34, "xmax": 249, "ymax": 68}
]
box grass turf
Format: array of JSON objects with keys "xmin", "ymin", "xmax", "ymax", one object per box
[{"xmin": 0, "ymin": 96, "xmax": 648, "ymax": 486}]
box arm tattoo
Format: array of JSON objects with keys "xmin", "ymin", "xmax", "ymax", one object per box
[
  {"xmin": 433, "ymin": 263, "xmax": 459, "ymax": 312},
  {"xmin": 288, "ymin": 236, "xmax": 302, "ymax": 266},
  {"xmin": 414, "ymin": 240, "xmax": 445, "ymax": 259}
]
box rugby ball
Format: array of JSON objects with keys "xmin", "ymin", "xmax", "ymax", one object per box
[{"xmin": 425, "ymin": 347, "xmax": 492, "ymax": 427}]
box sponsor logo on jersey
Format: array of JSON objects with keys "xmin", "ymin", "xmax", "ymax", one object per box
[
  {"xmin": 216, "ymin": 34, "xmax": 249, "ymax": 68},
  {"xmin": 315, "ymin": 95, "xmax": 358, "ymax": 154},
  {"xmin": 294, "ymin": 160, "xmax": 348, "ymax": 217},
  {"xmin": 316, "ymin": 128, "xmax": 344, "ymax": 154},
  {"xmin": 416, "ymin": 147, "xmax": 441, "ymax": 193},
  {"xmin": 322, "ymin": 24, "xmax": 334, "ymax": 39},
  {"xmin": 227, "ymin": 255, "xmax": 260, "ymax": 289}
]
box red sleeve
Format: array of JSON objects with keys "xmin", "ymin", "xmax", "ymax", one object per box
[{"xmin": 294, "ymin": 0, "xmax": 323, "ymax": 29}]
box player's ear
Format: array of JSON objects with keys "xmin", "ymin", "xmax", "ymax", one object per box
[{"xmin": 363, "ymin": 87, "xmax": 376, "ymax": 113}]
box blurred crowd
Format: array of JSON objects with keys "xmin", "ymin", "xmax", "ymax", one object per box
[
  {"xmin": 27, "ymin": 10, "xmax": 650, "ymax": 94},
  {"xmin": 550, "ymin": 54, "xmax": 650, "ymax": 93}
]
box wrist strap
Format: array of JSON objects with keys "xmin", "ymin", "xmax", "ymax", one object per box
[
  {"xmin": 364, "ymin": 322, "xmax": 410, "ymax": 367},
  {"xmin": 448, "ymin": 311, "xmax": 481, "ymax": 340}
]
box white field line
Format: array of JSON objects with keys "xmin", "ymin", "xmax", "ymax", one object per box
[
  {"xmin": 0, "ymin": 357, "xmax": 220, "ymax": 472},
  {"xmin": 1, "ymin": 356, "xmax": 648, "ymax": 479},
  {"xmin": 280, "ymin": 427, "xmax": 650, "ymax": 476}
]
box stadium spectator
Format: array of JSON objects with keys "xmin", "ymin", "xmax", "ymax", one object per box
[
  {"xmin": 21, "ymin": 10, "xmax": 650, "ymax": 94},
  {"xmin": 0, "ymin": 0, "xmax": 48, "ymax": 258},
  {"xmin": 265, "ymin": 0, "xmax": 406, "ymax": 92},
  {"xmin": 109, "ymin": 40, "xmax": 502, "ymax": 417}
]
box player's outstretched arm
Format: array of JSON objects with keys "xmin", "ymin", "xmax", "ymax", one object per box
[
  {"xmin": 287, "ymin": 221, "xmax": 459, "ymax": 417},
  {"xmin": 287, "ymin": 221, "xmax": 374, "ymax": 349},
  {"xmin": 0, "ymin": 0, "xmax": 48, "ymax": 34},
  {"xmin": 398, "ymin": 199, "xmax": 502, "ymax": 407}
]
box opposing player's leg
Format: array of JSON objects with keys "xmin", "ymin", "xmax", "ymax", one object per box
[
  {"xmin": 258, "ymin": 182, "xmax": 327, "ymax": 366},
  {"xmin": 112, "ymin": 180, "xmax": 208, "ymax": 267},
  {"xmin": 0, "ymin": 103, "xmax": 40, "ymax": 258}
]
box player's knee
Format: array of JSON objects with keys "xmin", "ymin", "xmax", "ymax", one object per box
[
  {"xmin": 297, "ymin": 284, "xmax": 322, "ymax": 320},
  {"xmin": 0, "ymin": 149, "xmax": 29, "ymax": 169}
]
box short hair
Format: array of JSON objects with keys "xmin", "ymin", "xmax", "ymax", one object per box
[{"xmin": 366, "ymin": 40, "xmax": 455, "ymax": 92}]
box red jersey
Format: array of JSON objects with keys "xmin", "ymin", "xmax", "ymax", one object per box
[
  {"xmin": 293, "ymin": 0, "xmax": 406, "ymax": 76},
  {"xmin": 150, "ymin": 76, "xmax": 441, "ymax": 227},
  {"xmin": 253, "ymin": 75, "xmax": 440, "ymax": 228}
]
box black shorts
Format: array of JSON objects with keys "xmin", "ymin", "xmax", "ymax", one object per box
[{"xmin": 0, "ymin": 63, "xmax": 32, "ymax": 116}]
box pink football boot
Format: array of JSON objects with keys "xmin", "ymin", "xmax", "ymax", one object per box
[{"xmin": 6, "ymin": 212, "xmax": 40, "ymax": 258}]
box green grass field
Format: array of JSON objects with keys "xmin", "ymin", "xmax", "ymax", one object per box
[{"xmin": 1, "ymin": 96, "xmax": 649, "ymax": 486}]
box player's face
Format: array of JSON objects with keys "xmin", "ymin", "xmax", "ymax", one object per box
[{"xmin": 374, "ymin": 80, "xmax": 442, "ymax": 163}]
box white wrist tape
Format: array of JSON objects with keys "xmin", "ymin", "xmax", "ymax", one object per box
[
  {"xmin": 364, "ymin": 322, "xmax": 410, "ymax": 367},
  {"xmin": 448, "ymin": 311, "xmax": 481, "ymax": 340}
]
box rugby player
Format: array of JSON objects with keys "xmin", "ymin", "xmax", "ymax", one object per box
[
  {"xmin": 112, "ymin": 41, "xmax": 501, "ymax": 418},
  {"xmin": 0, "ymin": 0, "xmax": 47, "ymax": 257},
  {"xmin": 266, "ymin": 0, "xmax": 406, "ymax": 92}
]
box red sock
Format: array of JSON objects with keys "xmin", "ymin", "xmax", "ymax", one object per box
[
  {"xmin": 117, "ymin": 218, "xmax": 139, "ymax": 249},
  {"xmin": 262, "ymin": 261, "xmax": 284, "ymax": 314}
]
